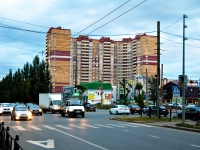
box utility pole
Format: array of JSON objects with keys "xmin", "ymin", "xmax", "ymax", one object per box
[
  {"xmin": 160, "ymin": 64, "xmax": 163, "ymax": 99},
  {"xmin": 182, "ymin": 14, "xmax": 188, "ymax": 124},
  {"xmin": 146, "ymin": 68, "xmax": 148, "ymax": 104},
  {"xmin": 156, "ymin": 21, "xmax": 160, "ymax": 119}
]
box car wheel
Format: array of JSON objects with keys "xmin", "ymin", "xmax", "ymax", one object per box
[
  {"xmin": 11, "ymin": 116, "xmax": 13, "ymax": 120},
  {"xmin": 192, "ymin": 115, "xmax": 196, "ymax": 121},
  {"xmin": 94, "ymin": 109, "xmax": 96, "ymax": 112},
  {"xmin": 82, "ymin": 114, "xmax": 85, "ymax": 118},
  {"xmin": 116, "ymin": 111, "xmax": 119, "ymax": 115},
  {"xmin": 14, "ymin": 116, "xmax": 16, "ymax": 121},
  {"xmin": 109, "ymin": 110, "xmax": 112, "ymax": 114},
  {"xmin": 127, "ymin": 113, "xmax": 129, "ymax": 115},
  {"xmin": 164, "ymin": 114, "xmax": 167, "ymax": 117},
  {"xmin": 40, "ymin": 113, "xmax": 42, "ymax": 116}
]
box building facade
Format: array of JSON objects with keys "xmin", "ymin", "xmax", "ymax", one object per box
[{"xmin": 46, "ymin": 27, "xmax": 157, "ymax": 93}]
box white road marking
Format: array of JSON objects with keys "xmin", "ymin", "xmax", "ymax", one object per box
[
  {"xmin": 43, "ymin": 125, "xmax": 108, "ymax": 150},
  {"xmin": 14, "ymin": 126, "xmax": 26, "ymax": 131},
  {"xmin": 149, "ymin": 135, "xmax": 160, "ymax": 138},
  {"xmin": 30, "ymin": 126, "xmax": 42, "ymax": 130},
  {"xmin": 70, "ymin": 124, "xmax": 85, "ymax": 129},
  {"xmin": 107, "ymin": 124, "xmax": 127, "ymax": 128},
  {"xmin": 118, "ymin": 123, "xmax": 139, "ymax": 127},
  {"xmin": 27, "ymin": 139, "xmax": 54, "ymax": 148},
  {"xmin": 84, "ymin": 125, "xmax": 99, "ymax": 128},
  {"xmin": 123, "ymin": 129, "xmax": 129, "ymax": 132},
  {"xmin": 94, "ymin": 124, "xmax": 113, "ymax": 128},
  {"xmin": 127, "ymin": 123, "xmax": 153, "ymax": 127},
  {"xmin": 191, "ymin": 144, "xmax": 200, "ymax": 148},
  {"xmin": 56, "ymin": 125, "xmax": 71, "ymax": 129}
]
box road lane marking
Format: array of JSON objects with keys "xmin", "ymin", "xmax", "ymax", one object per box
[
  {"xmin": 43, "ymin": 125, "xmax": 108, "ymax": 150},
  {"xmin": 13, "ymin": 126, "xmax": 26, "ymax": 131},
  {"xmin": 94, "ymin": 124, "xmax": 113, "ymax": 128},
  {"xmin": 84, "ymin": 125, "xmax": 99, "ymax": 128},
  {"xmin": 107, "ymin": 124, "xmax": 127, "ymax": 128},
  {"xmin": 191, "ymin": 144, "xmax": 200, "ymax": 148},
  {"xmin": 123, "ymin": 129, "xmax": 129, "ymax": 132},
  {"xmin": 56, "ymin": 125, "xmax": 71, "ymax": 129},
  {"xmin": 149, "ymin": 135, "xmax": 160, "ymax": 138},
  {"xmin": 30, "ymin": 126, "xmax": 42, "ymax": 130},
  {"xmin": 27, "ymin": 139, "xmax": 54, "ymax": 148},
  {"xmin": 70, "ymin": 124, "xmax": 86, "ymax": 129},
  {"xmin": 118, "ymin": 123, "xmax": 139, "ymax": 127},
  {"xmin": 127, "ymin": 123, "xmax": 153, "ymax": 127}
]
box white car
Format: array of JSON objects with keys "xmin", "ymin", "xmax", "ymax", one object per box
[
  {"xmin": 109, "ymin": 105, "xmax": 130, "ymax": 115},
  {"xmin": 186, "ymin": 103, "xmax": 195, "ymax": 108},
  {"xmin": 0, "ymin": 103, "xmax": 13, "ymax": 115},
  {"xmin": 11, "ymin": 106, "xmax": 32, "ymax": 121}
]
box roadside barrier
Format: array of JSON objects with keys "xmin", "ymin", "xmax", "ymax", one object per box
[{"xmin": 0, "ymin": 122, "xmax": 23, "ymax": 150}]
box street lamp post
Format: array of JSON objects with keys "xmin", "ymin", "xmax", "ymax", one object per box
[{"xmin": 182, "ymin": 14, "xmax": 188, "ymax": 124}]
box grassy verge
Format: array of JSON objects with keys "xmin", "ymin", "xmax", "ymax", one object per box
[
  {"xmin": 110, "ymin": 115, "xmax": 200, "ymax": 130},
  {"xmin": 109, "ymin": 116, "xmax": 181, "ymax": 123},
  {"xmin": 176, "ymin": 122, "xmax": 200, "ymax": 129}
]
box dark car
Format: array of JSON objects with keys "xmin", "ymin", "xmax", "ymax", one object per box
[
  {"xmin": 127, "ymin": 105, "xmax": 142, "ymax": 114},
  {"xmin": 85, "ymin": 104, "xmax": 96, "ymax": 112},
  {"xmin": 142, "ymin": 105, "xmax": 153, "ymax": 114},
  {"xmin": 177, "ymin": 107, "xmax": 200, "ymax": 121},
  {"xmin": 28, "ymin": 105, "xmax": 43, "ymax": 115},
  {"xmin": 146, "ymin": 105, "xmax": 169, "ymax": 117}
]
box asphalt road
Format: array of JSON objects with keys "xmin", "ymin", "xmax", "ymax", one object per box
[{"xmin": 0, "ymin": 109, "xmax": 200, "ymax": 150}]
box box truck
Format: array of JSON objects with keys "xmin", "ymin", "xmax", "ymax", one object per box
[{"xmin": 39, "ymin": 93, "xmax": 62, "ymax": 113}]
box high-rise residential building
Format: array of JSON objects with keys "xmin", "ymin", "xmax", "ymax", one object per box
[{"xmin": 46, "ymin": 27, "xmax": 157, "ymax": 93}]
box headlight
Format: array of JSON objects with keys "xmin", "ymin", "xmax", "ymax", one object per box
[
  {"xmin": 69, "ymin": 108, "xmax": 74, "ymax": 112},
  {"xmin": 82, "ymin": 108, "xmax": 85, "ymax": 112},
  {"xmin": 28, "ymin": 112, "xmax": 32, "ymax": 118},
  {"xmin": 10, "ymin": 107, "xmax": 13, "ymax": 111},
  {"xmin": 39, "ymin": 109, "xmax": 42, "ymax": 112}
]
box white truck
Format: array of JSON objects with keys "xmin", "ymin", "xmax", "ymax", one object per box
[
  {"xmin": 39, "ymin": 93, "xmax": 62, "ymax": 113},
  {"xmin": 59, "ymin": 98, "xmax": 85, "ymax": 118}
]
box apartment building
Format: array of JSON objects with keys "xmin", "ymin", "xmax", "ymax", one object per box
[{"xmin": 46, "ymin": 27, "xmax": 157, "ymax": 93}]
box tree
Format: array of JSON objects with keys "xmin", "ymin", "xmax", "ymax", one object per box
[
  {"xmin": 119, "ymin": 78, "xmax": 132, "ymax": 105},
  {"xmin": 148, "ymin": 76, "xmax": 157, "ymax": 105},
  {"xmin": 77, "ymin": 84, "xmax": 86, "ymax": 100},
  {"xmin": 134, "ymin": 82, "xmax": 145, "ymax": 108}
]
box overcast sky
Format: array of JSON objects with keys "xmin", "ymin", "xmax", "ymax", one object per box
[{"xmin": 0, "ymin": 0, "xmax": 199, "ymax": 81}]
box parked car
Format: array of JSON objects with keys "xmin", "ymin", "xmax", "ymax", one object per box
[
  {"xmin": 28, "ymin": 105, "xmax": 43, "ymax": 115},
  {"xmin": 145, "ymin": 105, "xmax": 169, "ymax": 117},
  {"xmin": 186, "ymin": 103, "xmax": 195, "ymax": 108},
  {"xmin": 0, "ymin": 103, "xmax": 13, "ymax": 115},
  {"xmin": 142, "ymin": 105, "xmax": 154, "ymax": 114},
  {"xmin": 11, "ymin": 105, "xmax": 32, "ymax": 121},
  {"xmin": 109, "ymin": 105, "xmax": 130, "ymax": 115},
  {"xmin": 177, "ymin": 107, "xmax": 200, "ymax": 121},
  {"xmin": 171, "ymin": 103, "xmax": 182, "ymax": 109},
  {"xmin": 85, "ymin": 104, "xmax": 96, "ymax": 112},
  {"xmin": 127, "ymin": 105, "xmax": 142, "ymax": 114}
]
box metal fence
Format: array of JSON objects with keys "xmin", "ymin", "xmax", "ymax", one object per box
[{"xmin": 0, "ymin": 122, "xmax": 23, "ymax": 150}]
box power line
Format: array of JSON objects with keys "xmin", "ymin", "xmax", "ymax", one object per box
[
  {"xmin": 86, "ymin": 0, "xmax": 147, "ymax": 35},
  {"xmin": 0, "ymin": 16, "xmax": 49, "ymax": 28},
  {"xmin": 161, "ymin": 31, "xmax": 200, "ymax": 41},
  {"xmin": 74, "ymin": 0, "xmax": 131, "ymax": 37},
  {"xmin": 53, "ymin": 0, "xmax": 132, "ymax": 49},
  {"xmin": 161, "ymin": 17, "xmax": 183, "ymax": 30}
]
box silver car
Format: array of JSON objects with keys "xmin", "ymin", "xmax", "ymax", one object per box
[
  {"xmin": 11, "ymin": 106, "xmax": 32, "ymax": 121},
  {"xmin": 0, "ymin": 103, "xmax": 13, "ymax": 115},
  {"xmin": 109, "ymin": 105, "xmax": 130, "ymax": 115}
]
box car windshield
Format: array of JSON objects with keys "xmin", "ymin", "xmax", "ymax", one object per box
[
  {"xmin": 15, "ymin": 107, "xmax": 28, "ymax": 111},
  {"xmin": 29, "ymin": 105, "xmax": 40, "ymax": 109},
  {"xmin": 2, "ymin": 104, "xmax": 11, "ymax": 107},
  {"xmin": 160, "ymin": 106, "xmax": 166, "ymax": 109},
  {"xmin": 89, "ymin": 104, "xmax": 94, "ymax": 107},
  {"xmin": 53, "ymin": 100, "xmax": 61, "ymax": 105},
  {"xmin": 69, "ymin": 100, "xmax": 83, "ymax": 106}
]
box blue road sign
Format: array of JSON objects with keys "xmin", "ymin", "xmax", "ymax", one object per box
[
  {"xmin": 131, "ymin": 92, "xmax": 134, "ymax": 96},
  {"xmin": 172, "ymin": 86, "xmax": 180, "ymax": 95}
]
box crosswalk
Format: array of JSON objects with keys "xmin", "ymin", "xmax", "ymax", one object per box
[{"xmin": 11, "ymin": 123, "xmax": 153, "ymax": 131}]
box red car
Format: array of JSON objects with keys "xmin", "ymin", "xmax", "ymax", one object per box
[{"xmin": 127, "ymin": 105, "xmax": 142, "ymax": 114}]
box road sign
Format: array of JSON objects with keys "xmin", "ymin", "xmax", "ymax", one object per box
[
  {"xmin": 131, "ymin": 92, "xmax": 134, "ymax": 96},
  {"xmin": 145, "ymin": 94, "xmax": 149, "ymax": 99},
  {"xmin": 172, "ymin": 86, "xmax": 180, "ymax": 95}
]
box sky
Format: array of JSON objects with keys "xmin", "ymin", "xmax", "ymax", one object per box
[{"xmin": 0, "ymin": 0, "xmax": 200, "ymax": 81}]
